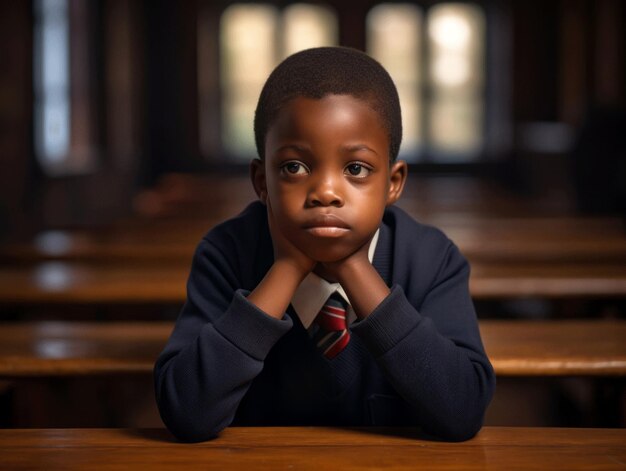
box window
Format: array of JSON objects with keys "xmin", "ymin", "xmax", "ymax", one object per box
[
  {"xmin": 282, "ymin": 4, "xmax": 338, "ymax": 58},
  {"xmin": 210, "ymin": 2, "xmax": 485, "ymax": 163},
  {"xmin": 428, "ymin": 3, "xmax": 485, "ymax": 160},
  {"xmin": 212, "ymin": 3, "xmax": 338, "ymax": 160},
  {"xmin": 33, "ymin": 0, "xmax": 70, "ymax": 170},
  {"xmin": 367, "ymin": 2, "xmax": 485, "ymax": 162},
  {"xmin": 367, "ymin": 4, "xmax": 423, "ymax": 159},
  {"xmin": 33, "ymin": 0, "xmax": 98, "ymax": 175}
]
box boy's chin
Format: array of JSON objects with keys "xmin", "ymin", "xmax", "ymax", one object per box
[{"xmin": 302, "ymin": 244, "xmax": 358, "ymax": 264}]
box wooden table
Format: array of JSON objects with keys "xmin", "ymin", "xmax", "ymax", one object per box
[
  {"xmin": 0, "ymin": 426, "xmax": 624, "ymax": 470},
  {"xmin": 1, "ymin": 320, "xmax": 625, "ymax": 378}
]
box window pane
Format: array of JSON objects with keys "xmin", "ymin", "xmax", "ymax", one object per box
[
  {"xmin": 367, "ymin": 4, "xmax": 422, "ymax": 161},
  {"xmin": 427, "ymin": 3, "xmax": 485, "ymax": 160},
  {"xmin": 33, "ymin": 0, "xmax": 70, "ymax": 165},
  {"xmin": 283, "ymin": 4, "xmax": 338, "ymax": 58},
  {"xmin": 220, "ymin": 4, "xmax": 278, "ymax": 158}
]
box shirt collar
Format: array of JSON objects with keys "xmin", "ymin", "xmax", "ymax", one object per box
[{"xmin": 291, "ymin": 229, "xmax": 380, "ymax": 328}]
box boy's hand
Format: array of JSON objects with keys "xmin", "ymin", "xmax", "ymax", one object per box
[
  {"xmin": 247, "ymin": 198, "xmax": 315, "ymax": 320},
  {"xmin": 266, "ymin": 198, "xmax": 316, "ymax": 280},
  {"xmin": 318, "ymin": 235, "xmax": 390, "ymax": 320},
  {"xmin": 316, "ymin": 235, "xmax": 372, "ymax": 282}
]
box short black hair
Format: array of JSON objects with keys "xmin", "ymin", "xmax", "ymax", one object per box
[{"xmin": 254, "ymin": 46, "xmax": 402, "ymax": 162}]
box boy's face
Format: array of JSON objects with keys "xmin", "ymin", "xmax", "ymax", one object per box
[{"xmin": 252, "ymin": 94, "xmax": 407, "ymax": 263}]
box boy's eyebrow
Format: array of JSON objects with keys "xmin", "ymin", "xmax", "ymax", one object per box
[
  {"xmin": 272, "ymin": 143, "xmax": 381, "ymax": 157},
  {"xmin": 273, "ymin": 144, "xmax": 310, "ymax": 154},
  {"xmin": 342, "ymin": 144, "xmax": 380, "ymax": 156}
]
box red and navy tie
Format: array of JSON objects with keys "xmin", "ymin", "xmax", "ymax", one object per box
[{"xmin": 310, "ymin": 292, "xmax": 350, "ymax": 359}]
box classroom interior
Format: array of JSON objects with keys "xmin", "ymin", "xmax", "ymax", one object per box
[{"xmin": 0, "ymin": 0, "xmax": 625, "ymax": 433}]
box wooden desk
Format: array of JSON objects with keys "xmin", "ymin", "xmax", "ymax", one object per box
[
  {"xmin": 3, "ymin": 216, "xmax": 624, "ymax": 264},
  {"xmin": 0, "ymin": 426, "xmax": 624, "ymax": 470},
  {"xmin": 480, "ymin": 320, "xmax": 626, "ymax": 376},
  {"xmin": 444, "ymin": 217, "xmax": 626, "ymax": 263},
  {"xmin": 0, "ymin": 262, "xmax": 189, "ymax": 304},
  {"xmin": 1, "ymin": 320, "xmax": 625, "ymax": 378},
  {"xmin": 1, "ymin": 260, "xmax": 625, "ymax": 306},
  {"xmin": 469, "ymin": 262, "xmax": 626, "ymax": 298},
  {"xmin": 0, "ymin": 322, "xmax": 169, "ymax": 377}
]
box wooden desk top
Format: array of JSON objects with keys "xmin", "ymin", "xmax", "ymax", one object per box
[
  {"xmin": 0, "ymin": 320, "xmax": 625, "ymax": 378},
  {"xmin": 2, "ymin": 216, "xmax": 624, "ymax": 264},
  {"xmin": 480, "ymin": 320, "xmax": 626, "ymax": 376},
  {"xmin": 469, "ymin": 262, "xmax": 626, "ymax": 298},
  {"xmin": 0, "ymin": 262, "xmax": 189, "ymax": 304},
  {"xmin": 0, "ymin": 426, "xmax": 624, "ymax": 470},
  {"xmin": 445, "ymin": 220, "xmax": 626, "ymax": 263},
  {"xmin": 0, "ymin": 260, "xmax": 625, "ymax": 305}
]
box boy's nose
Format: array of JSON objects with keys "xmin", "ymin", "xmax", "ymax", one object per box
[{"xmin": 306, "ymin": 176, "xmax": 344, "ymax": 207}]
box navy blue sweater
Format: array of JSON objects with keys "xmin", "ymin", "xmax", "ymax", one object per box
[{"xmin": 154, "ymin": 201, "xmax": 495, "ymax": 442}]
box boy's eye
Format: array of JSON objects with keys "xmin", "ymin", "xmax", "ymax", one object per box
[
  {"xmin": 345, "ymin": 163, "xmax": 372, "ymax": 177},
  {"xmin": 281, "ymin": 161, "xmax": 309, "ymax": 175}
]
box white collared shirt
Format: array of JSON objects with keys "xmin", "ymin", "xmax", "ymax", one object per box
[{"xmin": 290, "ymin": 229, "xmax": 380, "ymax": 328}]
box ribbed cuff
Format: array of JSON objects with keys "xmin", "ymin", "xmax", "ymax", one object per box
[
  {"xmin": 213, "ymin": 289, "xmax": 293, "ymax": 360},
  {"xmin": 351, "ymin": 285, "xmax": 421, "ymax": 357}
]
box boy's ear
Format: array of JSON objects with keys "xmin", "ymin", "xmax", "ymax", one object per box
[
  {"xmin": 250, "ymin": 158, "xmax": 268, "ymax": 204},
  {"xmin": 386, "ymin": 160, "xmax": 408, "ymax": 206}
]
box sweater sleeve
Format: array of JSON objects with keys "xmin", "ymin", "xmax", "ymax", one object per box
[
  {"xmin": 351, "ymin": 243, "xmax": 495, "ymax": 441},
  {"xmin": 154, "ymin": 239, "xmax": 292, "ymax": 442}
]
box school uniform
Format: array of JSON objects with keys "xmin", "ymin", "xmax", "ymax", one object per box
[{"xmin": 154, "ymin": 201, "xmax": 495, "ymax": 443}]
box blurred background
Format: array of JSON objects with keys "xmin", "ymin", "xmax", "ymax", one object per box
[
  {"xmin": 0, "ymin": 0, "xmax": 624, "ymax": 233},
  {"xmin": 0, "ymin": 0, "xmax": 624, "ymax": 430}
]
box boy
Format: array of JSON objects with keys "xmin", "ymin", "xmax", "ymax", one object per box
[{"xmin": 154, "ymin": 47, "xmax": 495, "ymax": 443}]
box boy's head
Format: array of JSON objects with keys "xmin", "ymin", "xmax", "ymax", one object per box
[
  {"xmin": 251, "ymin": 47, "xmax": 407, "ymax": 264},
  {"xmin": 254, "ymin": 46, "xmax": 402, "ymax": 162}
]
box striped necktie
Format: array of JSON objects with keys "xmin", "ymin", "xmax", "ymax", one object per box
[{"xmin": 309, "ymin": 292, "xmax": 350, "ymax": 359}]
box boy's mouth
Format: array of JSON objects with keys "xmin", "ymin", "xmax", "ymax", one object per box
[{"xmin": 303, "ymin": 214, "xmax": 350, "ymax": 238}]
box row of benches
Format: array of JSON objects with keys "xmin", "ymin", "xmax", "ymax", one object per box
[
  {"xmin": 1, "ymin": 214, "xmax": 625, "ymax": 303},
  {"xmin": 1, "ymin": 175, "xmax": 624, "ymax": 428}
]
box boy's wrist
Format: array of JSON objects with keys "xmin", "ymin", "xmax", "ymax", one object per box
[
  {"xmin": 248, "ymin": 260, "xmax": 306, "ymax": 320},
  {"xmin": 331, "ymin": 254, "xmax": 371, "ymax": 284},
  {"xmin": 320, "ymin": 243, "xmax": 372, "ymax": 284},
  {"xmin": 272, "ymin": 257, "xmax": 313, "ymax": 285},
  {"xmin": 330, "ymin": 256, "xmax": 390, "ymax": 319},
  {"xmin": 313, "ymin": 231, "xmax": 375, "ymax": 284}
]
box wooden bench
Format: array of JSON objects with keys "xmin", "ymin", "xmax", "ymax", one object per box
[
  {"xmin": 0, "ymin": 320, "xmax": 625, "ymax": 378},
  {"xmin": 469, "ymin": 261, "xmax": 626, "ymax": 298},
  {"xmin": 0, "ymin": 259, "xmax": 624, "ymax": 306},
  {"xmin": 2, "ymin": 215, "xmax": 624, "ymax": 264},
  {"xmin": 0, "ymin": 262, "xmax": 189, "ymax": 305},
  {"xmin": 443, "ymin": 217, "xmax": 626, "ymax": 263}
]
